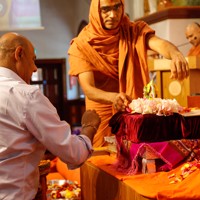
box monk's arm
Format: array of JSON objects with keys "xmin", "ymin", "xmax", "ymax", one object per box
[
  {"xmin": 147, "ymin": 35, "xmax": 189, "ymax": 80},
  {"xmin": 78, "ymin": 71, "xmax": 131, "ymax": 111}
]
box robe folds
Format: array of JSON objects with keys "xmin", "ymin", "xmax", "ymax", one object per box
[
  {"xmin": 187, "ymin": 43, "xmax": 200, "ymax": 56},
  {"xmin": 68, "ymin": 0, "xmax": 155, "ymax": 147}
]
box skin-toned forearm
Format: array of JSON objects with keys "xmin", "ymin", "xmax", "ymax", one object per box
[
  {"xmin": 79, "ymin": 72, "xmax": 131, "ymax": 110},
  {"xmin": 80, "ymin": 125, "xmax": 97, "ymax": 141},
  {"xmin": 80, "ymin": 109, "xmax": 101, "ymax": 142},
  {"xmin": 148, "ymin": 36, "xmax": 180, "ymax": 59},
  {"xmin": 83, "ymin": 85, "xmax": 131, "ymax": 111},
  {"xmin": 148, "ymin": 35, "xmax": 189, "ymax": 80},
  {"xmin": 84, "ymin": 85, "xmax": 118, "ymax": 104},
  {"xmin": 78, "ymin": 71, "xmax": 119, "ymax": 104}
]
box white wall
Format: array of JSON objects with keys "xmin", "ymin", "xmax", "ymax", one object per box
[{"xmin": 0, "ymin": 0, "xmax": 90, "ymax": 99}]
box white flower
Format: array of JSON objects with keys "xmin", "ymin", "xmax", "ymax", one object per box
[{"xmin": 128, "ymin": 98, "xmax": 183, "ymax": 116}]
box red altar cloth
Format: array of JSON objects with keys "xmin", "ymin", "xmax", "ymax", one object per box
[
  {"xmin": 88, "ymin": 155, "xmax": 200, "ymax": 200},
  {"xmin": 110, "ymin": 112, "xmax": 200, "ymax": 143}
]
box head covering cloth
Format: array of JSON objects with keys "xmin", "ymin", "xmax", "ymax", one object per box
[{"xmin": 68, "ymin": 0, "xmax": 155, "ymax": 98}]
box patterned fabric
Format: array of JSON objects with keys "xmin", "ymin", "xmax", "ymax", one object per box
[
  {"xmin": 116, "ymin": 139, "xmax": 200, "ymax": 174},
  {"xmin": 109, "ymin": 112, "xmax": 200, "ymax": 174}
]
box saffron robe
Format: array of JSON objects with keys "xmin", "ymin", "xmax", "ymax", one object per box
[
  {"xmin": 187, "ymin": 43, "xmax": 200, "ymax": 56},
  {"xmin": 68, "ymin": 0, "xmax": 155, "ymax": 147}
]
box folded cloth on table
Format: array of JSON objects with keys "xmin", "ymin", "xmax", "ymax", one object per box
[{"xmin": 116, "ymin": 139, "xmax": 200, "ymax": 174}]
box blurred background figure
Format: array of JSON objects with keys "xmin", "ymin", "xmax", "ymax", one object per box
[{"xmin": 185, "ymin": 22, "xmax": 200, "ymax": 56}]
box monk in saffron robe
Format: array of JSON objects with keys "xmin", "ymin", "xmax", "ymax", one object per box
[
  {"xmin": 68, "ymin": 0, "xmax": 189, "ymax": 148},
  {"xmin": 185, "ymin": 22, "xmax": 200, "ymax": 56}
]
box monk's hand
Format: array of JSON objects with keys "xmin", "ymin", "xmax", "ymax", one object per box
[
  {"xmin": 113, "ymin": 93, "xmax": 132, "ymax": 111},
  {"xmin": 170, "ymin": 52, "xmax": 189, "ymax": 81}
]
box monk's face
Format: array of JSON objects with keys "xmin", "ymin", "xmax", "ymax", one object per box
[
  {"xmin": 99, "ymin": 0, "xmax": 123, "ymax": 30},
  {"xmin": 185, "ymin": 25, "xmax": 200, "ymax": 47}
]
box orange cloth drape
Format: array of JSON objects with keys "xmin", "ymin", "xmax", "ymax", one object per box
[
  {"xmin": 187, "ymin": 44, "xmax": 200, "ymax": 56},
  {"xmin": 88, "ymin": 155, "xmax": 200, "ymax": 200},
  {"xmin": 68, "ymin": 0, "xmax": 155, "ymax": 147},
  {"xmin": 47, "ymin": 158, "xmax": 80, "ymax": 184}
]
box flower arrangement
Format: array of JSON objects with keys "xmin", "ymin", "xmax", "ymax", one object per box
[
  {"xmin": 128, "ymin": 97, "xmax": 183, "ymax": 116},
  {"xmin": 128, "ymin": 80, "xmax": 183, "ymax": 116}
]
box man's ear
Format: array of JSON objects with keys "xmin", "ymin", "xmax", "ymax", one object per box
[{"xmin": 15, "ymin": 46, "xmax": 23, "ymax": 61}]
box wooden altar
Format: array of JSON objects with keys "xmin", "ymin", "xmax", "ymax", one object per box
[
  {"xmin": 80, "ymin": 154, "xmax": 200, "ymax": 200},
  {"xmin": 80, "ymin": 155, "xmax": 155, "ymax": 200}
]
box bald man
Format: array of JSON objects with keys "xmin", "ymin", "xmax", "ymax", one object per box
[
  {"xmin": 0, "ymin": 32, "xmax": 100, "ymax": 200},
  {"xmin": 185, "ymin": 22, "xmax": 200, "ymax": 56}
]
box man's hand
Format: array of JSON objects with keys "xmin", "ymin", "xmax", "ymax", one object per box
[
  {"xmin": 80, "ymin": 110, "xmax": 101, "ymax": 141},
  {"xmin": 81, "ymin": 110, "xmax": 101, "ymax": 129},
  {"xmin": 170, "ymin": 52, "xmax": 190, "ymax": 81}
]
